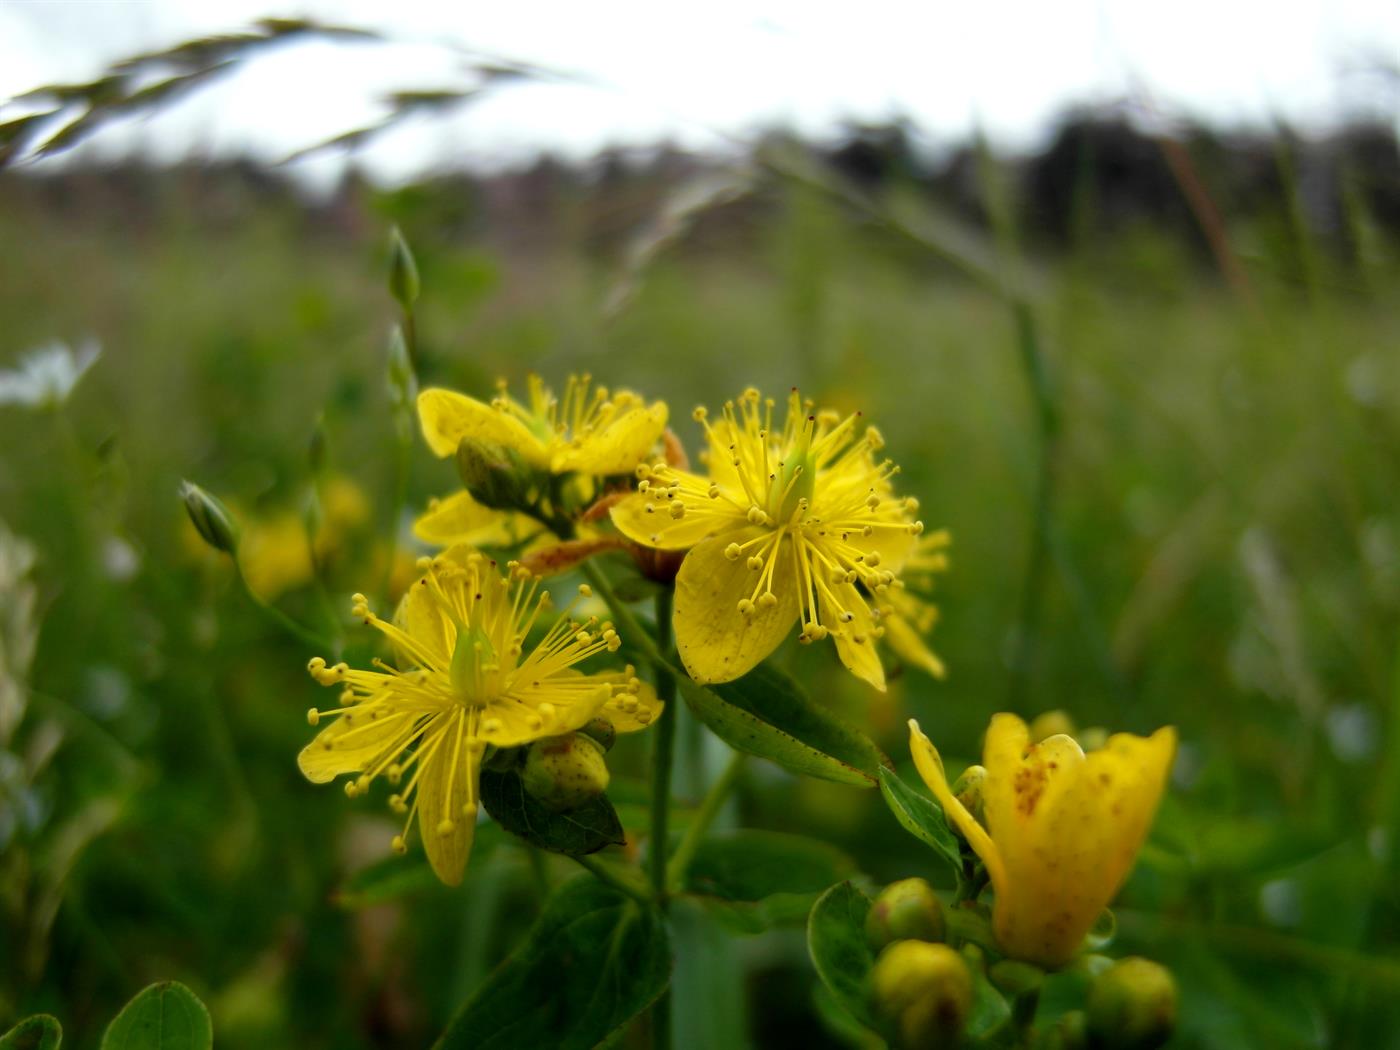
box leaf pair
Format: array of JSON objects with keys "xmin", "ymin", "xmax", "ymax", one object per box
[{"xmin": 1, "ymin": 982, "xmax": 210, "ymax": 1050}]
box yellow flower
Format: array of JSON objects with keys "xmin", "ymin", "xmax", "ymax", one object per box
[
  {"xmin": 412, "ymin": 490, "xmax": 544, "ymax": 549},
  {"xmin": 610, "ymin": 387, "xmax": 926, "ymax": 690},
  {"xmin": 908, "ymin": 714, "xmax": 1176, "ymax": 969},
  {"xmin": 417, "ymin": 374, "xmax": 668, "ymax": 477},
  {"xmin": 234, "ymin": 476, "xmax": 371, "ymax": 601},
  {"xmin": 298, "ymin": 546, "xmax": 661, "ymax": 886}
]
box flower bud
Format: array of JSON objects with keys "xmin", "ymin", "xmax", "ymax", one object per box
[
  {"xmin": 870, "ymin": 940, "xmax": 972, "ymax": 1049},
  {"xmin": 455, "ymin": 437, "xmax": 530, "ymax": 511},
  {"xmin": 866, "ymin": 878, "xmax": 945, "ymax": 951},
  {"xmin": 521, "ymin": 733, "xmax": 610, "ymax": 812},
  {"xmin": 179, "ymin": 480, "xmax": 239, "ymax": 554},
  {"xmin": 388, "ymin": 225, "xmax": 420, "ymax": 309},
  {"xmin": 1029, "ymin": 709, "xmax": 1076, "ymax": 742},
  {"xmin": 578, "ymin": 717, "xmax": 617, "ymax": 753},
  {"xmin": 1043, "ymin": 1010, "xmax": 1089, "ymax": 1050},
  {"xmin": 386, "ymin": 325, "xmax": 417, "ymax": 411},
  {"xmin": 950, "ymin": 764, "xmax": 986, "ymax": 828},
  {"xmin": 1086, "ymin": 957, "xmax": 1177, "ymax": 1050}
]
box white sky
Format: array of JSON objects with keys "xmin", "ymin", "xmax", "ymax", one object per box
[{"xmin": 2, "ymin": 0, "xmax": 1398, "ymax": 186}]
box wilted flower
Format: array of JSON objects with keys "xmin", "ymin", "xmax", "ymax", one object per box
[
  {"xmin": 611, "ymin": 387, "xmax": 928, "ymax": 689},
  {"xmin": 299, "ymin": 547, "xmax": 660, "ymax": 885},
  {"xmin": 417, "ymin": 374, "xmax": 668, "ymax": 478},
  {"xmin": 0, "ymin": 339, "xmax": 100, "ymax": 409},
  {"xmin": 908, "ymin": 714, "xmax": 1175, "ymax": 968}
]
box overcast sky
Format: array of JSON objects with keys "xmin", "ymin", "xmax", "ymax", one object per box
[{"xmin": 2, "ymin": 0, "xmax": 1398, "ymax": 185}]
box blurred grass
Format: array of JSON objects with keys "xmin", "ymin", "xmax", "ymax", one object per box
[{"xmin": 1, "ymin": 154, "xmax": 1399, "ymax": 1048}]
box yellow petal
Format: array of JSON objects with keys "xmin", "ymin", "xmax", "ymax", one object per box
[
  {"xmin": 552, "ymin": 400, "xmax": 668, "ymax": 476},
  {"xmin": 391, "ymin": 574, "xmax": 456, "ymax": 669},
  {"xmin": 417, "ymin": 387, "xmax": 549, "ymax": 465},
  {"xmin": 416, "ymin": 714, "xmax": 478, "ymax": 887},
  {"xmin": 884, "ymin": 614, "xmax": 946, "ymax": 679},
  {"xmin": 297, "ymin": 707, "xmax": 418, "ymax": 784},
  {"xmin": 482, "ymin": 680, "xmax": 611, "ymax": 748},
  {"xmin": 907, "ymin": 719, "xmax": 1006, "ymax": 894},
  {"xmin": 825, "ymin": 579, "xmax": 887, "ymax": 691},
  {"xmin": 673, "ymin": 530, "xmax": 799, "ymax": 684},
  {"xmin": 610, "ymin": 480, "xmax": 747, "ymax": 551},
  {"xmin": 412, "ymin": 491, "xmax": 543, "ymax": 548}
]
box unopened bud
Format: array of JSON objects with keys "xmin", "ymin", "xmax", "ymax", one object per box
[
  {"xmin": 950, "ymin": 764, "xmax": 987, "ymax": 828},
  {"xmin": 578, "ymin": 717, "xmax": 617, "ymax": 753},
  {"xmin": 388, "ymin": 225, "xmax": 420, "ymax": 309},
  {"xmin": 866, "ymin": 878, "xmax": 945, "ymax": 951},
  {"xmin": 870, "ymin": 940, "xmax": 972, "ymax": 1049},
  {"xmin": 1086, "ymin": 957, "xmax": 1177, "ymax": 1050},
  {"xmin": 1044, "ymin": 1010, "xmax": 1089, "ymax": 1050},
  {"xmin": 1078, "ymin": 726, "xmax": 1110, "ymax": 752},
  {"xmin": 455, "ymin": 436, "xmax": 529, "ymax": 511},
  {"xmin": 1029, "ymin": 709, "xmax": 1076, "ymax": 742},
  {"xmin": 521, "ymin": 733, "xmax": 610, "ymax": 812},
  {"xmin": 180, "ymin": 480, "xmax": 239, "ymax": 554}
]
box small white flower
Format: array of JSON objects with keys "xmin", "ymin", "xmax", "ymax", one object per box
[{"xmin": 0, "ymin": 339, "xmax": 101, "ymax": 409}]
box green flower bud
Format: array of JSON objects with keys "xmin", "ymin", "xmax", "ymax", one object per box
[
  {"xmin": 950, "ymin": 763, "xmax": 986, "ymax": 827},
  {"xmin": 180, "ymin": 480, "xmax": 239, "ymax": 554},
  {"xmin": 521, "ymin": 733, "xmax": 610, "ymax": 812},
  {"xmin": 578, "ymin": 717, "xmax": 617, "ymax": 753},
  {"xmin": 1043, "ymin": 1010, "xmax": 1089, "ymax": 1050},
  {"xmin": 866, "ymin": 878, "xmax": 946, "ymax": 950},
  {"xmin": 455, "ymin": 436, "xmax": 532, "ymax": 511},
  {"xmin": 386, "ymin": 325, "xmax": 417, "ymax": 410},
  {"xmin": 870, "ymin": 940, "xmax": 973, "ymax": 1049},
  {"xmin": 388, "ymin": 225, "xmax": 420, "ymax": 309},
  {"xmin": 1086, "ymin": 957, "xmax": 1177, "ymax": 1050}
]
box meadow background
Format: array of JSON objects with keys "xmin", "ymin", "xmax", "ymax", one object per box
[{"xmin": 2, "ymin": 38, "xmax": 1400, "ymax": 1045}]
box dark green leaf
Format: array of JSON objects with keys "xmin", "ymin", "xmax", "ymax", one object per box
[
  {"xmin": 681, "ymin": 830, "xmax": 858, "ymax": 933},
  {"xmin": 100, "ymin": 981, "xmax": 211, "ymax": 1050},
  {"xmin": 967, "ymin": 967, "xmax": 1011, "ymax": 1039},
  {"xmin": 877, "ymin": 766, "xmax": 963, "ymax": 871},
  {"xmin": 679, "ymin": 663, "xmax": 886, "ymax": 786},
  {"xmin": 479, "ymin": 768, "xmax": 625, "ymax": 856},
  {"xmin": 435, "ymin": 876, "xmax": 670, "ymax": 1050},
  {"xmin": 0, "ymin": 1015, "xmax": 61, "ymax": 1050},
  {"xmin": 808, "ymin": 882, "xmax": 878, "ymax": 1032}
]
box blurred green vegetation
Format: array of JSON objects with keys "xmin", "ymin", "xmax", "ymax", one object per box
[{"xmin": 1, "ymin": 130, "xmax": 1399, "ymax": 1048}]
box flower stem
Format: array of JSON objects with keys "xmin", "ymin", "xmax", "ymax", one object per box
[
  {"xmin": 648, "ymin": 589, "xmax": 676, "ymax": 1050},
  {"xmin": 571, "ymin": 854, "xmax": 650, "ymax": 906},
  {"xmin": 666, "ymin": 750, "xmax": 744, "ymax": 892},
  {"xmin": 234, "ymin": 560, "xmax": 334, "ymax": 651}
]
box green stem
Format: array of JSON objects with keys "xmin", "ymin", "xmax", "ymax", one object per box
[
  {"xmin": 571, "ymin": 854, "xmax": 651, "ymax": 906},
  {"xmin": 580, "ymin": 559, "xmax": 666, "ymax": 666},
  {"xmin": 666, "ymin": 750, "xmax": 745, "ymax": 891},
  {"xmin": 234, "ymin": 559, "xmax": 334, "ymax": 651},
  {"xmin": 648, "ymin": 590, "xmax": 676, "ymax": 1050}
]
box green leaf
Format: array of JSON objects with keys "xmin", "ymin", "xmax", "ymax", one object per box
[
  {"xmin": 0, "ymin": 1015, "xmax": 61, "ymax": 1050},
  {"xmin": 681, "ymin": 830, "xmax": 859, "ymax": 933},
  {"xmin": 877, "ymin": 766, "xmax": 963, "ymax": 871},
  {"xmin": 807, "ymin": 882, "xmax": 879, "ymax": 1032},
  {"xmin": 100, "ymin": 982, "xmax": 211, "ymax": 1050},
  {"xmin": 434, "ymin": 875, "xmax": 670, "ymax": 1050},
  {"xmin": 479, "ymin": 768, "xmax": 625, "ymax": 856},
  {"xmin": 967, "ymin": 967, "xmax": 1011, "ymax": 1039},
  {"xmin": 679, "ymin": 663, "xmax": 887, "ymax": 786}
]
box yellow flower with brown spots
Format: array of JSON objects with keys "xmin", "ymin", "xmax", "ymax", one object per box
[{"xmin": 908, "ymin": 714, "xmax": 1175, "ymax": 968}]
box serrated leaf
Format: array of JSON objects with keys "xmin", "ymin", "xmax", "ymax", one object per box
[
  {"xmin": 435, "ymin": 876, "xmax": 670, "ymax": 1050},
  {"xmin": 679, "ymin": 664, "xmax": 886, "ymax": 786},
  {"xmin": 0, "ymin": 1015, "xmax": 61, "ymax": 1050},
  {"xmin": 479, "ymin": 768, "xmax": 625, "ymax": 856},
  {"xmin": 100, "ymin": 981, "xmax": 211, "ymax": 1050},
  {"xmin": 681, "ymin": 830, "xmax": 858, "ymax": 933},
  {"xmin": 808, "ymin": 882, "xmax": 879, "ymax": 1033},
  {"xmin": 877, "ymin": 766, "xmax": 963, "ymax": 871}
]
